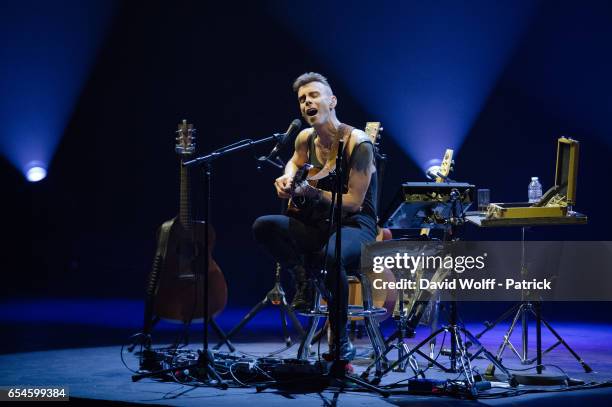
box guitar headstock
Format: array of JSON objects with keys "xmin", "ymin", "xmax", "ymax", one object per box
[
  {"xmin": 175, "ymin": 119, "xmax": 196, "ymax": 156},
  {"xmin": 364, "ymin": 122, "xmax": 383, "ymax": 145},
  {"xmin": 427, "ymin": 149, "xmax": 454, "ymax": 182},
  {"xmin": 438, "ymin": 149, "xmax": 454, "ymax": 179}
]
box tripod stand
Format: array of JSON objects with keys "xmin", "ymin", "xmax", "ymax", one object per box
[
  {"xmin": 214, "ymin": 261, "xmax": 306, "ymax": 350},
  {"xmin": 371, "ymin": 189, "xmax": 515, "ymax": 394},
  {"xmin": 470, "ymin": 226, "xmax": 592, "ymax": 376}
]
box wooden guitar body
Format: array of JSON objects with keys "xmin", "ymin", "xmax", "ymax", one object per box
[{"xmin": 154, "ymin": 219, "xmax": 227, "ymax": 323}]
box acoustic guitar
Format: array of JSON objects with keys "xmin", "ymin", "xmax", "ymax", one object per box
[{"xmin": 151, "ymin": 120, "xmax": 227, "ymax": 323}]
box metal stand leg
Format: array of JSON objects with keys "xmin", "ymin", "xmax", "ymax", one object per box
[
  {"xmin": 279, "ymin": 307, "xmax": 291, "ymax": 346},
  {"xmin": 210, "ymin": 319, "xmax": 235, "ymax": 352},
  {"xmin": 527, "ymin": 303, "xmax": 593, "ymax": 372},
  {"xmin": 215, "ymin": 263, "xmax": 306, "ymax": 350},
  {"xmin": 377, "ymin": 299, "xmax": 515, "ymax": 392},
  {"xmin": 477, "ymin": 226, "xmax": 591, "ymax": 374},
  {"xmin": 297, "ymin": 316, "xmax": 322, "ymax": 360},
  {"xmin": 214, "ymin": 296, "xmax": 267, "ymax": 350},
  {"xmin": 483, "ymin": 301, "xmax": 592, "ymax": 373},
  {"xmin": 494, "ymin": 303, "xmax": 531, "ymax": 362}
]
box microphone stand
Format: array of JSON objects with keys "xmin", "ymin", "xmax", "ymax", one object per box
[
  {"xmin": 188, "ymin": 134, "xmax": 295, "ymax": 386},
  {"xmin": 327, "ymin": 139, "xmax": 388, "ymax": 396},
  {"xmin": 132, "ymin": 131, "xmax": 289, "ymax": 387}
]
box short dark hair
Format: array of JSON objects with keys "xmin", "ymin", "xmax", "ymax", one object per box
[{"xmin": 292, "ymin": 72, "xmax": 332, "ymax": 92}]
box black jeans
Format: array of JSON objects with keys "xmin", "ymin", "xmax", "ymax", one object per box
[{"xmin": 252, "ymin": 214, "xmax": 377, "ymax": 340}]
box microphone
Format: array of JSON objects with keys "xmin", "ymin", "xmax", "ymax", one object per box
[
  {"xmin": 267, "ymin": 119, "xmax": 301, "ymax": 158},
  {"xmin": 255, "ymin": 119, "xmax": 301, "ymax": 170}
]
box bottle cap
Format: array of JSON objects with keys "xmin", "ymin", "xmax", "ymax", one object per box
[{"xmin": 531, "ymin": 177, "xmax": 538, "ymax": 181}]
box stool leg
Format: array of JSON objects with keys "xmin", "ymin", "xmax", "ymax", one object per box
[
  {"xmin": 297, "ymin": 316, "xmax": 321, "ymax": 360},
  {"xmin": 364, "ymin": 315, "xmax": 389, "ymax": 374},
  {"xmin": 297, "ymin": 290, "xmax": 324, "ymax": 360},
  {"xmin": 359, "ymin": 273, "xmax": 389, "ymax": 374}
]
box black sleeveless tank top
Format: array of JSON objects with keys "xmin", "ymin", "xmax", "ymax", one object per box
[{"xmin": 307, "ymin": 127, "xmax": 378, "ymax": 232}]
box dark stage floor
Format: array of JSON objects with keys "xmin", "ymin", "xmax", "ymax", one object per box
[{"xmin": 1, "ymin": 299, "xmax": 612, "ymax": 405}]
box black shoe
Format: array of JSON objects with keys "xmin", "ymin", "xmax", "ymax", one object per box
[
  {"xmin": 323, "ymin": 337, "xmax": 356, "ymax": 362},
  {"xmin": 290, "ymin": 266, "xmax": 314, "ymax": 312}
]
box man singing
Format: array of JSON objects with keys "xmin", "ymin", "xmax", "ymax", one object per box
[{"xmin": 252, "ymin": 72, "xmax": 377, "ymax": 361}]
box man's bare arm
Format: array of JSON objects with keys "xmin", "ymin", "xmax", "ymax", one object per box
[
  {"xmin": 285, "ymin": 129, "xmax": 310, "ymax": 177},
  {"xmin": 275, "ymin": 129, "xmax": 311, "ymax": 198}
]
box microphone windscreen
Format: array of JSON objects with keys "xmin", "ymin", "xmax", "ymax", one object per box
[{"xmin": 283, "ymin": 119, "xmax": 302, "ymax": 144}]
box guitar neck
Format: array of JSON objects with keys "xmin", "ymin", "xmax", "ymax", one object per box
[
  {"xmin": 420, "ymin": 148, "xmax": 454, "ymax": 236},
  {"xmin": 179, "ymin": 161, "xmax": 192, "ymax": 231}
]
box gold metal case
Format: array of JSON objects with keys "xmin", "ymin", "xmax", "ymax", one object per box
[{"xmin": 486, "ymin": 137, "xmax": 580, "ymax": 220}]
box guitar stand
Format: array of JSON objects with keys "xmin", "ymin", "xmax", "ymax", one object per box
[{"xmin": 215, "ymin": 262, "xmax": 306, "ymax": 351}]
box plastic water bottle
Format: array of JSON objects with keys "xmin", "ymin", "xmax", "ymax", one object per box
[{"xmin": 528, "ymin": 177, "xmax": 542, "ymax": 203}]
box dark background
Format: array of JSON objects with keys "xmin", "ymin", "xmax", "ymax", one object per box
[{"xmin": 2, "ymin": 0, "xmax": 611, "ymax": 332}]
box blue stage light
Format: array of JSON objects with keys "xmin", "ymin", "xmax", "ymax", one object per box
[
  {"xmin": 423, "ymin": 158, "xmax": 442, "ymax": 180},
  {"xmin": 25, "ymin": 161, "xmax": 47, "ymax": 183},
  {"xmin": 269, "ymin": 0, "xmax": 539, "ymax": 167},
  {"xmin": 0, "ymin": 0, "xmax": 116, "ymax": 181}
]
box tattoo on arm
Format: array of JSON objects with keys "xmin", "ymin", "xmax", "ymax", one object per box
[{"xmin": 350, "ymin": 142, "xmax": 374, "ymax": 173}]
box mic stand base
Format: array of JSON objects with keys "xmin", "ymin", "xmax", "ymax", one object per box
[
  {"xmin": 328, "ymin": 360, "xmax": 390, "ymax": 397},
  {"xmin": 131, "ymin": 349, "xmax": 229, "ymax": 389},
  {"xmin": 254, "ymin": 359, "xmax": 390, "ymax": 397}
]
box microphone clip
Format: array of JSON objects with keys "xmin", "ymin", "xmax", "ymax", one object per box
[{"xmin": 257, "ymin": 155, "xmax": 285, "ymax": 170}]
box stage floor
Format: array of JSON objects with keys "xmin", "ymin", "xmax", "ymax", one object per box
[{"xmin": 1, "ymin": 321, "xmax": 612, "ymax": 406}]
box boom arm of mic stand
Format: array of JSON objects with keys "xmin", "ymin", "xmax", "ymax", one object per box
[{"xmin": 183, "ymin": 133, "xmax": 285, "ymax": 167}]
